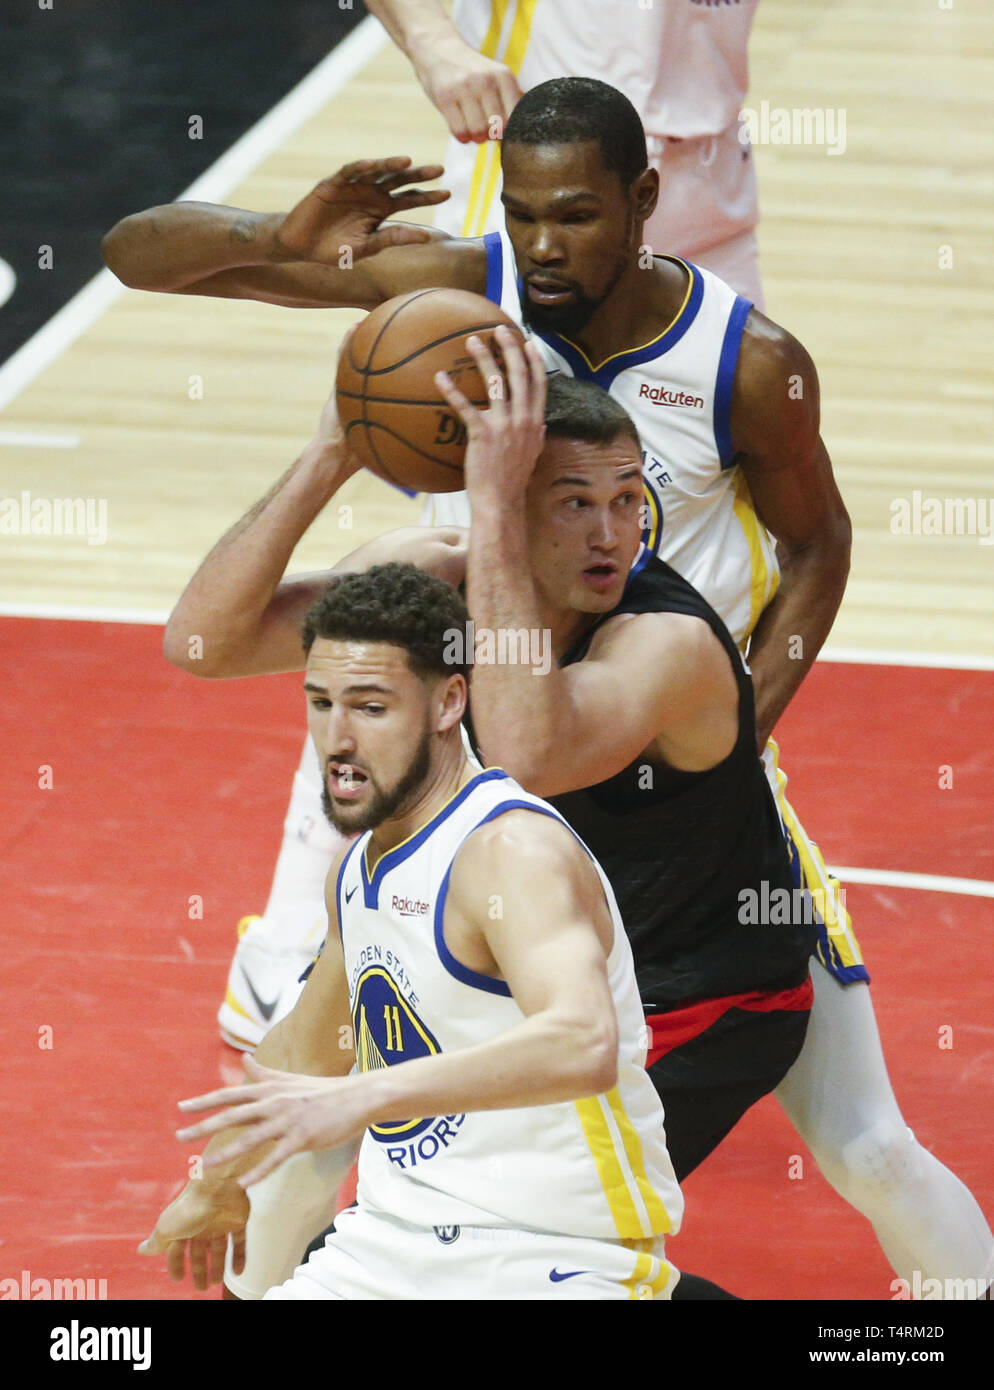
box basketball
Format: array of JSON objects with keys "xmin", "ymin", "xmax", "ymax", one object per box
[{"xmin": 335, "ymin": 287, "xmax": 524, "ymax": 492}]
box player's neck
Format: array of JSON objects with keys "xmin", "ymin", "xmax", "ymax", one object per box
[
  {"xmin": 365, "ymin": 744, "xmax": 475, "ymax": 870},
  {"xmin": 559, "ymin": 257, "xmax": 688, "ymax": 367}
]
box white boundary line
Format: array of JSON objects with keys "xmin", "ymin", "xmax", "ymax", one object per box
[
  {"xmin": 831, "ymin": 866, "xmax": 994, "ymax": 900},
  {"xmin": 2, "ymin": 600, "xmax": 991, "ymax": 674},
  {"xmin": 821, "ymin": 646, "xmax": 994, "ymax": 672},
  {"xmin": 0, "ymin": 16, "xmax": 387, "ymax": 414}
]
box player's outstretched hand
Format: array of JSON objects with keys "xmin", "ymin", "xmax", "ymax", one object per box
[
  {"xmin": 435, "ymin": 325, "xmax": 547, "ymax": 507},
  {"xmin": 138, "ymin": 1178, "xmax": 249, "ymax": 1291},
  {"xmin": 414, "ymin": 45, "xmax": 522, "ymax": 143},
  {"xmin": 274, "ymin": 158, "xmax": 450, "ymax": 265},
  {"xmin": 174, "ymin": 1056, "xmax": 368, "ymax": 1189}
]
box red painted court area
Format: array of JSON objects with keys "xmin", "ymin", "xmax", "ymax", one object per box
[{"xmin": 3, "ymin": 616, "xmax": 992, "ymax": 1301}]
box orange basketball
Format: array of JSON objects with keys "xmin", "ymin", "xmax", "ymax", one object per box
[{"xmin": 335, "ymin": 288, "xmax": 524, "ymax": 492}]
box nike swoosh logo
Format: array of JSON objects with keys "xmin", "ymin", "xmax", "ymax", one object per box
[
  {"xmin": 549, "ymin": 1268, "xmax": 593, "ymax": 1283},
  {"xmin": 242, "ymin": 973, "xmax": 278, "ymax": 1023},
  {"xmin": 345, "ymin": 884, "xmax": 359, "ymax": 904}
]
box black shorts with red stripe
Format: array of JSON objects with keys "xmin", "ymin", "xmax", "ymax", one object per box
[{"xmin": 645, "ymin": 977, "xmax": 813, "ymax": 1182}]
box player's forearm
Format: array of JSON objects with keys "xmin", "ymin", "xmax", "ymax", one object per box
[
  {"xmin": 162, "ymin": 440, "xmax": 348, "ymax": 677},
  {"xmin": 465, "ymin": 506, "xmax": 565, "ymax": 772},
  {"xmin": 747, "ymin": 535, "xmax": 851, "ymax": 747},
  {"xmin": 366, "ymin": 0, "xmax": 463, "ymax": 64},
  {"xmin": 102, "ymin": 203, "xmax": 296, "ymax": 292},
  {"xmin": 359, "ymin": 1006, "xmax": 618, "ymax": 1120}
]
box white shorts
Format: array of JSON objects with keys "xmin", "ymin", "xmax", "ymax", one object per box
[{"xmin": 265, "ymin": 1203, "xmax": 677, "ymax": 1301}]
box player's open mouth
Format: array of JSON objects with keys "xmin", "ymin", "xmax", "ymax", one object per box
[
  {"xmin": 526, "ymin": 279, "xmax": 576, "ymax": 305},
  {"xmin": 582, "ymin": 562, "xmax": 619, "ymax": 592},
  {"xmin": 328, "ymin": 763, "xmax": 368, "ymax": 798}
]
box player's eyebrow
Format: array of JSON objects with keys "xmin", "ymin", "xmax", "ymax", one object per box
[
  {"xmin": 550, "ymin": 466, "xmax": 642, "ymax": 488},
  {"xmin": 501, "ymin": 190, "xmax": 600, "ymax": 211},
  {"xmin": 303, "ymin": 681, "xmax": 394, "ymax": 697}
]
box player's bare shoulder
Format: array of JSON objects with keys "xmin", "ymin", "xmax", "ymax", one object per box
[
  {"xmin": 730, "ymin": 309, "xmax": 821, "ymax": 462},
  {"xmin": 446, "ymin": 807, "xmax": 614, "ymax": 956}
]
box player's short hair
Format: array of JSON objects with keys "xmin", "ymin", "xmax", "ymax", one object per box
[
  {"xmin": 503, "ymin": 77, "xmax": 648, "ymax": 189},
  {"xmin": 302, "ymin": 563, "xmax": 469, "ymax": 682},
  {"xmin": 544, "ymin": 373, "xmax": 641, "ymax": 453}
]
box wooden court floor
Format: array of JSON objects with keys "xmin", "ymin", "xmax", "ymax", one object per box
[{"xmin": 0, "ymin": 0, "xmax": 991, "ymax": 658}]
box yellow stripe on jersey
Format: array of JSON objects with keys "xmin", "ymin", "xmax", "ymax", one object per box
[
  {"xmin": 732, "ymin": 468, "xmax": 774, "ymax": 643},
  {"xmin": 605, "ymin": 1089, "xmax": 673, "ymax": 1234},
  {"xmin": 574, "ymin": 1091, "xmax": 671, "ymax": 1239},
  {"xmin": 766, "ymin": 739, "xmax": 865, "ymax": 970},
  {"xmin": 461, "ymin": 0, "xmax": 540, "ymax": 237},
  {"xmin": 622, "ymin": 1246, "xmax": 674, "ymax": 1300},
  {"xmin": 502, "ymin": 0, "xmax": 540, "ymax": 74}
]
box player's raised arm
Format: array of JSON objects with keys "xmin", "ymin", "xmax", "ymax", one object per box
[
  {"xmin": 441, "ymin": 328, "xmax": 738, "ymax": 796},
  {"xmin": 101, "ymin": 159, "xmax": 486, "ymax": 306},
  {"xmin": 166, "ymin": 811, "xmax": 622, "ymax": 1187},
  {"xmin": 366, "ymin": 0, "xmax": 522, "ymax": 143},
  {"xmin": 732, "ymin": 315, "xmax": 852, "ymax": 748},
  {"xmin": 162, "ymin": 345, "xmax": 468, "ymax": 679}
]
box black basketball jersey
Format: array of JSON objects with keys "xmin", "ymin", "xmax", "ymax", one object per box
[{"xmin": 467, "ymin": 558, "xmax": 815, "ymax": 1011}]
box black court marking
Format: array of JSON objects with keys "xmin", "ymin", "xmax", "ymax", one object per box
[{"xmin": 0, "ymin": 0, "xmax": 365, "ymax": 367}]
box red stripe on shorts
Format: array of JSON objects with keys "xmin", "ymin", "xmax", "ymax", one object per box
[{"xmin": 644, "ymin": 976, "xmax": 814, "ymax": 1069}]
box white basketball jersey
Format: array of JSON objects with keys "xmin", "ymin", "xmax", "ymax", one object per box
[
  {"xmin": 434, "ymin": 231, "xmax": 779, "ymax": 647},
  {"xmin": 336, "ymin": 766, "xmax": 682, "ymax": 1241},
  {"xmin": 450, "ymin": 0, "xmax": 757, "ymax": 138}
]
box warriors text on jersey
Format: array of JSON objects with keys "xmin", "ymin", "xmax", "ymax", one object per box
[
  {"xmin": 481, "ymin": 229, "xmax": 778, "ymax": 648},
  {"xmin": 333, "ymin": 766, "xmax": 682, "ymax": 1241}
]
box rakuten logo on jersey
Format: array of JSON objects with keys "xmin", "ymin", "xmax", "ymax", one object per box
[
  {"xmin": 638, "ymin": 383, "xmax": 705, "ymax": 410},
  {"xmin": 392, "ymin": 895, "xmax": 429, "ymax": 917}
]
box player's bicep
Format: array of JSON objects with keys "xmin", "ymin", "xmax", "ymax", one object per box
[{"xmin": 452, "ymin": 815, "xmax": 616, "ymax": 1021}]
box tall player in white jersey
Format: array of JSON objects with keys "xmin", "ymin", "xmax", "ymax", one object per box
[
  {"xmin": 103, "ymin": 80, "xmax": 994, "ymax": 1295},
  {"xmin": 140, "ymin": 563, "xmax": 683, "ymax": 1300},
  {"xmin": 366, "ymin": 0, "xmax": 763, "ymax": 302}
]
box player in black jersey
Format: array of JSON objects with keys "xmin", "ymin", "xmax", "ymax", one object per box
[{"xmin": 163, "ymin": 333, "xmax": 815, "ymax": 1188}]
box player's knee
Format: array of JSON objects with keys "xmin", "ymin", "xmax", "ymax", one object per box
[{"xmin": 817, "ymin": 1122, "xmax": 920, "ymax": 1213}]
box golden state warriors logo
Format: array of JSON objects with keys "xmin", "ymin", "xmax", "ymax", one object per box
[{"xmin": 353, "ymin": 966, "xmax": 443, "ymax": 1142}]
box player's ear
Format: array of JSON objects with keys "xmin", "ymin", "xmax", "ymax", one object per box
[
  {"xmin": 436, "ymin": 672, "xmax": 468, "ymax": 733},
  {"xmin": 632, "ymin": 167, "xmax": 659, "ymax": 227}
]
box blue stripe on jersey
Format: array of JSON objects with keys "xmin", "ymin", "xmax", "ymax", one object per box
[
  {"xmin": 434, "ymin": 798, "xmax": 564, "ymax": 996},
  {"xmin": 362, "ymin": 767, "xmax": 511, "ymax": 908},
  {"xmin": 525, "ymin": 261, "xmax": 705, "ymax": 391},
  {"xmin": 713, "ymin": 294, "xmax": 754, "ymax": 469},
  {"xmin": 483, "ymin": 231, "xmax": 503, "ymax": 306},
  {"xmin": 434, "ymin": 797, "xmax": 602, "ymax": 995}
]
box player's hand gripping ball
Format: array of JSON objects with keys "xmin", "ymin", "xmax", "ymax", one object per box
[{"xmin": 335, "ymin": 288, "xmax": 524, "ymax": 492}]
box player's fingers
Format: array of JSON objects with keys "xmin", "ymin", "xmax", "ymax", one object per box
[
  {"xmin": 356, "ymin": 223, "xmax": 437, "ymax": 262},
  {"xmin": 434, "ymin": 370, "xmax": 479, "ymax": 430},
  {"xmin": 458, "ymin": 95, "xmax": 492, "ymax": 144},
  {"xmin": 208, "ymin": 1235, "xmax": 228, "ymax": 1286},
  {"xmin": 230, "ymin": 1229, "xmax": 247, "ymax": 1277},
  {"xmin": 494, "ymin": 325, "xmax": 530, "ymax": 414},
  {"xmin": 167, "ymin": 1240, "xmax": 189, "ymax": 1284},
  {"xmin": 388, "ymin": 187, "xmax": 452, "ymax": 213},
  {"xmin": 524, "ymin": 337, "xmax": 549, "ymax": 416},
  {"xmin": 137, "ymin": 1228, "xmax": 165, "ymax": 1256},
  {"xmin": 496, "ymin": 71, "xmax": 523, "ymax": 123},
  {"xmin": 177, "ymin": 1081, "xmax": 268, "ymax": 1114},
  {"xmin": 330, "ymin": 156, "xmax": 411, "ymax": 186},
  {"xmin": 373, "ymin": 163, "xmax": 444, "ymax": 192},
  {"xmin": 189, "ymin": 1239, "xmax": 208, "ymax": 1292},
  {"xmin": 464, "ymin": 334, "xmax": 508, "ymax": 414}
]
